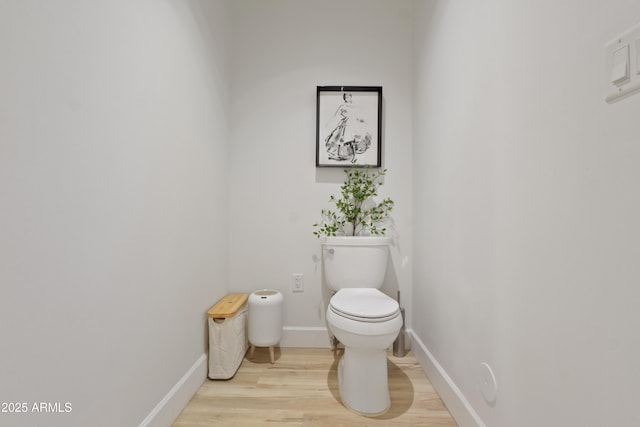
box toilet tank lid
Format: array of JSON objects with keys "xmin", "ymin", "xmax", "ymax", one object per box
[
  {"xmin": 208, "ymin": 293, "xmax": 248, "ymax": 318},
  {"xmin": 330, "ymin": 288, "xmax": 399, "ymax": 318},
  {"xmin": 322, "ymin": 236, "xmax": 390, "ymax": 246}
]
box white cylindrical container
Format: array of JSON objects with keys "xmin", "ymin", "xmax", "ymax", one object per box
[{"xmin": 248, "ymin": 289, "xmax": 283, "ymax": 347}]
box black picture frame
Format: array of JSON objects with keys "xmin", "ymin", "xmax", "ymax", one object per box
[{"xmin": 316, "ymin": 86, "xmax": 382, "ymax": 168}]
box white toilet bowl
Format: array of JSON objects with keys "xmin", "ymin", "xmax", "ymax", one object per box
[{"xmin": 326, "ymin": 288, "xmax": 402, "ymax": 415}]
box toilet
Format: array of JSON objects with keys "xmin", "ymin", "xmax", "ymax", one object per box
[{"xmin": 323, "ymin": 236, "xmax": 403, "ymax": 416}]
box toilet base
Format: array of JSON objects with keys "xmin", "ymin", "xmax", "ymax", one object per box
[{"xmin": 337, "ymin": 346, "xmax": 391, "ymax": 416}]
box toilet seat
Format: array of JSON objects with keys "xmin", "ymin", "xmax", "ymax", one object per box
[{"xmin": 329, "ymin": 289, "xmax": 400, "ymax": 323}]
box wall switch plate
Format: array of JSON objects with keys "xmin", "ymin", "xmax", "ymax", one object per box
[
  {"xmin": 611, "ymin": 44, "xmax": 629, "ymax": 84},
  {"xmin": 291, "ymin": 273, "xmax": 304, "ymax": 292},
  {"xmin": 605, "ymin": 22, "xmax": 640, "ymax": 103}
]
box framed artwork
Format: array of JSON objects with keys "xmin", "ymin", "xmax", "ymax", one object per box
[{"xmin": 316, "ymin": 86, "xmax": 382, "ymax": 167}]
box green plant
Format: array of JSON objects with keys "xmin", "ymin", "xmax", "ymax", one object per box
[{"xmin": 313, "ymin": 162, "xmax": 394, "ymax": 238}]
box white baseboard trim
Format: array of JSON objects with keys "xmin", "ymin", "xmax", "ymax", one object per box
[
  {"xmin": 138, "ymin": 353, "xmax": 207, "ymax": 427},
  {"xmin": 280, "ymin": 326, "xmax": 331, "ymax": 348},
  {"xmin": 408, "ymin": 330, "xmax": 486, "ymax": 427}
]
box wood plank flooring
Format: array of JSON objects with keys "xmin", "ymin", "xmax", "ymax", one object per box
[{"xmin": 173, "ymin": 347, "xmax": 458, "ymax": 426}]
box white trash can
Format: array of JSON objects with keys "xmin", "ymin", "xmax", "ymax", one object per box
[
  {"xmin": 207, "ymin": 293, "xmax": 249, "ymax": 379},
  {"xmin": 248, "ymin": 289, "xmax": 283, "ymax": 364}
]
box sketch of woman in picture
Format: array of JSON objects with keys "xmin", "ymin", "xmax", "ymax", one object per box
[{"xmin": 324, "ymin": 92, "xmax": 372, "ymax": 161}]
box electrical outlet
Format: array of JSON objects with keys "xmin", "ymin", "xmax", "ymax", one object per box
[{"xmin": 291, "ymin": 273, "xmax": 304, "ymax": 292}]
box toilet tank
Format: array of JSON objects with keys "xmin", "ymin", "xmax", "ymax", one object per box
[{"xmin": 321, "ymin": 236, "xmax": 390, "ymax": 291}]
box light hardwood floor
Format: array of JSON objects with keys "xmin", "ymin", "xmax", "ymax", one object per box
[{"xmin": 173, "ymin": 347, "xmax": 458, "ymax": 426}]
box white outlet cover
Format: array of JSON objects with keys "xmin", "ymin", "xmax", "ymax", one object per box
[
  {"xmin": 291, "ymin": 273, "xmax": 304, "ymax": 292},
  {"xmin": 480, "ymin": 362, "xmax": 498, "ymax": 404}
]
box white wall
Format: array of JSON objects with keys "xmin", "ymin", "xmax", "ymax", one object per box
[
  {"xmin": 227, "ymin": 0, "xmax": 414, "ymax": 341},
  {"xmin": 0, "ymin": 1, "xmax": 230, "ymax": 426},
  {"xmin": 412, "ymin": 1, "xmax": 640, "ymax": 426}
]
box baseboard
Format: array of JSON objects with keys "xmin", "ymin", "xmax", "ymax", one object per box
[
  {"xmin": 280, "ymin": 326, "xmax": 331, "ymax": 348},
  {"xmin": 138, "ymin": 353, "xmax": 207, "ymax": 427},
  {"xmin": 408, "ymin": 330, "xmax": 486, "ymax": 427}
]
